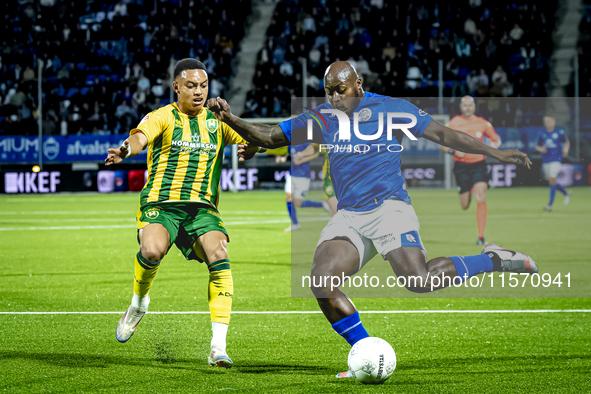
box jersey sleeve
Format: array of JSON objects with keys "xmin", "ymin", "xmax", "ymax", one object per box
[
  {"xmin": 385, "ymin": 99, "xmax": 433, "ymax": 138},
  {"xmin": 536, "ymin": 132, "xmax": 545, "ymax": 146},
  {"xmin": 222, "ymin": 122, "xmax": 249, "ymax": 146},
  {"xmin": 483, "ymin": 120, "xmax": 499, "ymax": 141},
  {"xmin": 279, "ymin": 111, "xmax": 324, "ymax": 145},
  {"xmin": 559, "ymin": 129, "xmax": 568, "ymax": 143},
  {"xmin": 130, "ymin": 109, "xmax": 169, "ymax": 144}
]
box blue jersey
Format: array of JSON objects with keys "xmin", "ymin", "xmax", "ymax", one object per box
[
  {"xmin": 279, "ymin": 92, "xmax": 433, "ymax": 212},
  {"xmin": 537, "ymin": 128, "xmax": 567, "ymax": 163},
  {"xmin": 290, "ymin": 143, "xmax": 311, "ymax": 178}
]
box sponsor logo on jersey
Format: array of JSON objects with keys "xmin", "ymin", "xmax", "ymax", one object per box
[
  {"xmin": 418, "ymin": 109, "xmax": 429, "ymax": 116},
  {"xmin": 406, "ymin": 234, "xmax": 416, "ymax": 243},
  {"xmin": 206, "ymin": 118, "xmax": 219, "ymax": 134}
]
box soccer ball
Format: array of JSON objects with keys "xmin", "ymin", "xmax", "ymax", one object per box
[{"xmin": 348, "ymin": 337, "xmax": 396, "ymax": 384}]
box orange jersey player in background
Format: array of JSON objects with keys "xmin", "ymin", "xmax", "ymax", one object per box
[{"xmin": 441, "ymin": 96, "xmax": 501, "ymax": 245}]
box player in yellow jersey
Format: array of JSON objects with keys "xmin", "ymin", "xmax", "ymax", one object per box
[
  {"xmin": 292, "ymin": 143, "xmax": 337, "ymax": 216},
  {"xmin": 105, "ymin": 59, "xmax": 262, "ymax": 368}
]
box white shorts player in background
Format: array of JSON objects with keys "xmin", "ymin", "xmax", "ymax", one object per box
[
  {"xmin": 535, "ymin": 114, "xmax": 571, "ymax": 211},
  {"xmin": 283, "ymin": 143, "xmax": 331, "ymax": 232}
]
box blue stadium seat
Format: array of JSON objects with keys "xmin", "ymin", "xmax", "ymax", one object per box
[{"xmin": 66, "ymin": 88, "xmax": 79, "ymax": 98}]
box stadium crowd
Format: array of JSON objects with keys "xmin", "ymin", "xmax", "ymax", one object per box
[
  {"xmin": 244, "ymin": 0, "xmax": 557, "ymax": 119},
  {"xmin": 0, "ymin": 0, "xmax": 250, "ymax": 136}
]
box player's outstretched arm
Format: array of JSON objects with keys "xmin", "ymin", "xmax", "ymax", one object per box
[
  {"xmin": 236, "ymin": 144, "xmax": 267, "ymax": 162},
  {"xmin": 105, "ymin": 132, "xmax": 148, "ymax": 166},
  {"xmin": 422, "ymin": 120, "xmax": 532, "ymax": 168},
  {"xmin": 206, "ymin": 97, "xmax": 289, "ymax": 148},
  {"xmin": 293, "ymin": 143, "xmax": 320, "ymax": 165}
]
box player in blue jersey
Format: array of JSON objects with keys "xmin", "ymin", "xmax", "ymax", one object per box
[
  {"xmin": 207, "ymin": 61, "xmax": 538, "ymax": 376},
  {"xmin": 284, "ymin": 143, "xmax": 331, "ymax": 232},
  {"xmin": 535, "ymin": 114, "xmax": 571, "ymax": 211},
  {"xmin": 293, "ymin": 143, "xmax": 338, "ymax": 216}
]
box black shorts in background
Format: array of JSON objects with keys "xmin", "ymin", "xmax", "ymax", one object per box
[{"xmin": 453, "ymin": 161, "xmax": 490, "ymax": 194}]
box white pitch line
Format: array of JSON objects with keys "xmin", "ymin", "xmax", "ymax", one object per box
[
  {"xmin": 1, "ymin": 211, "xmax": 132, "ymax": 215},
  {"xmin": 0, "ymin": 310, "xmax": 589, "ymax": 315}
]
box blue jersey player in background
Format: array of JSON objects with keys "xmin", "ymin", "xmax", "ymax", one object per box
[
  {"xmin": 535, "ymin": 114, "xmax": 571, "ymax": 211},
  {"xmin": 207, "ymin": 61, "xmax": 538, "ymax": 378},
  {"xmin": 283, "ymin": 143, "xmax": 331, "ymax": 232}
]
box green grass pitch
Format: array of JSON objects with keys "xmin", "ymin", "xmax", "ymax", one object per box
[{"xmin": 0, "ymin": 187, "xmax": 590, "ymax": 393}]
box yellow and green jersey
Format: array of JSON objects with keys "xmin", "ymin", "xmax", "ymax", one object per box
[{"xmin": 131, "ymin": 102, "xmax": 247, "ymax": 209}]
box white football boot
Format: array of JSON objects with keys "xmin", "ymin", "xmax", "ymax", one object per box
[
  {"xmin": 116, "ymin": 295, "xmax": 149, "ymax": 343},
  {"xmin": 481, "ymin": 243, "xmax": 539, "ymax": 274},
  {"xmin": 208, "ymin": 348, "xmax": 233, "ymax": 369}
]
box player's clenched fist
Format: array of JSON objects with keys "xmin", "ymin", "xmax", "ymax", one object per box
[{"xmin": 206, "ymin": 97, "xmax": 232, "ymax": 122}]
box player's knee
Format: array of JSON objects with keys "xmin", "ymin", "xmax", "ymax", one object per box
[
  {"xmin": 398, "ymin": 267, "xmax": 430, "ymax": 293},
  {"xmin": 140, "ymin": 245, "xmax": 166, "ymax": 262},
  {"xmin": 475, "ymin": 191, "xmax": 487, "ymax": 203},
  {"xmin": 207, "ymin": 248, "xmax": 228, "ymax": 264},
  {"xmin": 461, "ymin": 203, "xmax": 470, "ymax": 210}
]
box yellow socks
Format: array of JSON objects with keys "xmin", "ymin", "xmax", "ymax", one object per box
[
  {"xmin": 134, "ymin": 251, "xmax": 161, "ymax": 298},
  {"xmin": 207, "ymin": 259, "xmax": 233, "ymax": 325}
]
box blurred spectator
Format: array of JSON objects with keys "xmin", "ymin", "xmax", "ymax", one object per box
[
  {"xmin": 279, "ymin": 60, "xmax": 294, "ymax": 77},
  {"xmin": 510, "ymin": 24, "xmax": 524, "ymax": 41},
  {"xmin": 467, "ymin": 70, "xmax": 479, "ymax": 95},
  {"xmin": 476, "ymin": 68, "xmax": 490, "ymax": 96},
  {"xmin": 305, "ymin": 71, "xmax": 320, "ymax": 96},
  {"xmin": 203, "ymin": 53, "xmax": 217, "ymax": 75},
  {"xmin": 0, "ymin": 0, "xmax": 251, "ymax": 135},
  {"xmin": 464, "ymin": 17, "xmax": 477, "ymax": 36}
]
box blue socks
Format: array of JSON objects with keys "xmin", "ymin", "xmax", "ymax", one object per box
[
  {"xmin": 556, "ymin": 184, "xmax": 567, "ymax": 195},
  {"xmin": 301, "ymin": 200, "xmax": 323, "ymax": 208},
  {"xmin": 332, "ymin": 311, "xmax": 370, "ymax": 346},
  {"xmin": 287, "ymin": 201, "xmax": 298, "ymax": 225},
  {"xmin": 449, "ymin": 254, "xmax": 494, "ymax": 283},
  {"xmin": 549, "ymin": 185, "xmax": 558, "ymax": 206}
]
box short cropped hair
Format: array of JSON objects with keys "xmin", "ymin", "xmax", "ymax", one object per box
[{"xmin": 174, "ymin": 58, "xmax": 206, "ymax": 79}]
